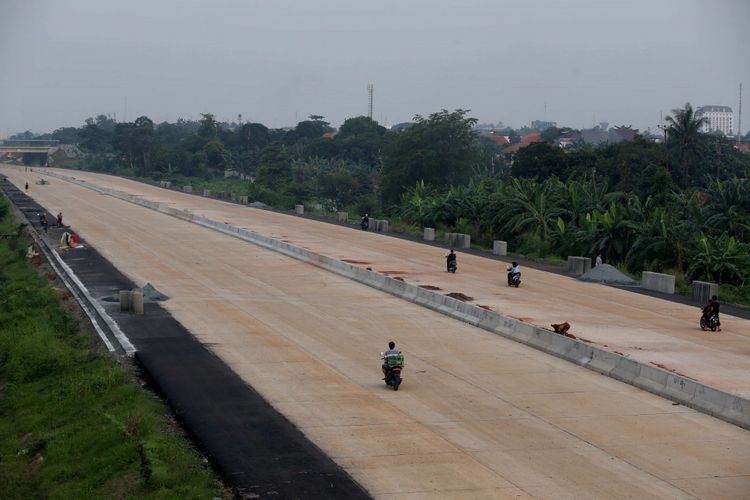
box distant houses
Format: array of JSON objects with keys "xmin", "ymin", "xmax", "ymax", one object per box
[{"xmin": 502, "ymin": 132, "xmax": 544, "ymax": 154}]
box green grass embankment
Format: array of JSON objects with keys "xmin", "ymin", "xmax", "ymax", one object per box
[{"xmin": 0, "ymin": 196, "xmax": 227, "ymax": 499}]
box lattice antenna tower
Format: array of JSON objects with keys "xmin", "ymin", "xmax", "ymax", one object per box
[{"xmin": 367, "ymin": 83, "xmax": 374, "ymax": 120}]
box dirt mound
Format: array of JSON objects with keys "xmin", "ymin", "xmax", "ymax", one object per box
[
  {"xmin": 578, "ymin": 264, "xmax": 638, "ymax": 285},
  {"xmin": 419, "ymin": 285, "xmax": 442, "ymax": 291},
  {"xmin": 446, "ymin": 292, "xmax": 473, "ymax": 302}
]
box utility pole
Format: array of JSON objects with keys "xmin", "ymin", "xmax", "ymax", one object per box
[
  {"xmin": 738, "ymin": 83, "xmax": 743, "ymax": 144},
  {"xmin": 367, "ymin": 83, "xmax": 374, "ymax": 120},
  {"xmin": 659, "ymin": 111, "xmax": 669, "ymax": 172}
]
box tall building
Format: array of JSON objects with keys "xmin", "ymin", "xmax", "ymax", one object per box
[
  {"xmin": 696, "ymin": 105, "xmax": 734, "ymax": 136},
  {"xmin": 530, "ymin": 120, "xmax": 557, "ymax": 131}
]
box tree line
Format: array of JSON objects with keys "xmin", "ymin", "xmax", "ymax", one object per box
[{"xmin": 19, "ymin": 104, "xmax": 750, "ymax": 289}]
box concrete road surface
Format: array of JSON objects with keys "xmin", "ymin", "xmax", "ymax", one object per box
[{"xmin": 4, "ymin": 165, "xmax": 750, "ymax": 498}]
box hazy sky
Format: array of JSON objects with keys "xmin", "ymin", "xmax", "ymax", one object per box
[{"xmin": 1, "ymin": 0, "xmax": 748, "ymax": 135}]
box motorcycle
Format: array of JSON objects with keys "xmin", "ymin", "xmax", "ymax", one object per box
[
  {"xmin": 381, "ymin": 352, "xmax": 404, "ymax": 391},
  {"xmin": 360, "ymin": 218, "xmax": 369, "ymax": 230},
  {"xmin": 507, "ymin": 266, "xmax": 521, "ymax": 287},
  {"xmin": 700, "ymin": 314, "xmax": 719, "ymax": 332},
  {"xmin": 447, "ymin": 260, "xmax": 457, "ymax": 273}
]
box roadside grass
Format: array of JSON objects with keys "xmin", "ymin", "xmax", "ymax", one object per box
[{"xmin": 0, "ymin": 196, "xmax": 227, "ymax": 499}]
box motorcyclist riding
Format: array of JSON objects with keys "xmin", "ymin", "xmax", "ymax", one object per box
[
  {"xmin": 446, "ymin": 249, "xmax": 457, "ymax": 272},
  {"xmin": 382, "ymin": 341, "xmax": 401, "ymax": 377},
  {"xmin": 701, "ymin": 295, "xmax": 721, "ymax": 331},
  {"xmin": 381, "ymin": 341, "xmax": 405, "ymax": 390},
  {"xmin": 507, "ymin": 261, "xmax": 521, "ymax": 285},
  {"xmin": 360, "ymin": 213, "xmax": 370, "ymax": 230}
]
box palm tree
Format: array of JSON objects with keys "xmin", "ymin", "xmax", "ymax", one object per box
[
  {"xmin": 626, "ymin": 202, "xmax": 680, "ymax": 272},
  {"xmin": 574, "ymin": 200, "xmax": 639, "ymax": 264},
  {"xmin": 492, "ymin": 177, "xmax": 565, "ymax": 242},
  {"xmin": 703, "ymin": 177, "xmax": 750, "ymax": 242},
  {"xmin": 399, "ymin": 180, "xmax": 441, "ymax": 227},
  {"xmin": 664, "ymin": 103, "xmax": 707, "ymax": 188},
  {"xmin": 559, "ymin": 176, "xmax": 623, "ymax": 221},
  {"xmin": 687, "ymin": 233, "xmax": 750, "ymax": 284}
]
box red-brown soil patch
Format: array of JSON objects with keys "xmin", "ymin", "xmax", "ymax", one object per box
[
  {"xmin": 650, "ymin": 362, "xmax": 697, "ymax": 380},
  {"xmin": 419, "ymin": 285, "xmax": 442, "ymax": 291},
  {"xmin": 342, "ymin": 259, "xmax": 371, "ymax": 265},
  {"xmin": 381, "ymin": 270, "xmax": 407, "ymax": 276},
  {"xmin": 446, "ymin": 292, "xmax": 473, "ymax": 302}
]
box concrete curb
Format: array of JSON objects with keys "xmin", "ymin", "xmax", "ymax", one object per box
[{"xmin": 42, "ymin": 169, "xmax": 750, "ymax": 430}]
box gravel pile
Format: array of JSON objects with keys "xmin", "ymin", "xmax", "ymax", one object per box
[
  {"xmin": 578, "ymin": 263, "xmax": 638, "ymax": 285},
  {"xmin": 137, "ymin": 282, "xmax": 170, "ymax": 302}
]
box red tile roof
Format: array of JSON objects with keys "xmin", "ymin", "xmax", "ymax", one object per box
[
  {"xmin": 488, "ymin": 135, "xmax": 509, "ymax": 145},
  {"xmin": 502, "ymin": 132, "xmax": 543, "ymax": 154}
]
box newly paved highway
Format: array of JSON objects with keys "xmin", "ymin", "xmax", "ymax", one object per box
[{"xmin": 4, "ymin": 165, "xmax": 750, "ymax": 499}]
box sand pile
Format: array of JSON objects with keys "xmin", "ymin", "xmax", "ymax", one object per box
[{"xmin": 578, "ymin": 264, "xmax": 638, "ymax": 285}]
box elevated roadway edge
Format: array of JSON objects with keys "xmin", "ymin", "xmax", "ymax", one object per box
[{"xmin": 38, "ymin": 168, "xmax": 750, "ymax": 431}]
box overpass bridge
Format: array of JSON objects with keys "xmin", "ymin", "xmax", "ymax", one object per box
[{"xmin": 0, "ymin": 139, "xmax": 59, "ymax": 156}]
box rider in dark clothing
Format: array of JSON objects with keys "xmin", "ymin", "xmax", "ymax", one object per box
[
  {"xmin": 702, "ymin": 295, "xmax": 721, "ymax": 331},
  {"xmin": 446, "ymin": 249, "xmax": 456, "ymax": 271}
]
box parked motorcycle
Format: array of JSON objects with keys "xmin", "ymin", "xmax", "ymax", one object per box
[{"xmin": 381, "ymin": 352, "xmax": 404, "ymax": 391}]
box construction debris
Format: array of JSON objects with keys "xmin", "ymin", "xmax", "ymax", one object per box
[
  {"xmin": 578, "ymin": 264, "xmax": 638, "ymax": 285},
  {"xmin": 551, "ymin": 321, "xmax": 576, "ymax": 339}
]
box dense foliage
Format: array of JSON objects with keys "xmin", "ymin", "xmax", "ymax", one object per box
[{"xmin": 20, "ymin": 104, "xmax": 750, "ymax": 287}]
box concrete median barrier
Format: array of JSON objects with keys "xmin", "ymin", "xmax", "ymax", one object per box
[
  {"xmin": 567, "ymin": 256, "xmax": 591, "ymax": 275},
  {"xmin": 447, "ymin": 232, "xmax": 470, "ymax": 249},
  {"xmin": 423, "ymin": 228, "xmax": 435, "ymax": 241},
  {"xmin": 493, "ymin": 240, "xmax": 507, "ymax": 256},
  {"xmin": 39, "ymin": 169, "xmax": 750, "ymax": 431},
  {"xmin": 371, "ymin": 219, "xmax": 389, "ymax": 232},
  {"xmin": 642, "ymin": 271, "xmax": 675, "ymax": 294},
  {"xmin": 693, "ymin": 280, "xmax": 718, "ymax": 305}
]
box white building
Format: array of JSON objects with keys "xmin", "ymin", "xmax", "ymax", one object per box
[{"xmin": 696, "ymin": 105, "xmax": 734, "ymax": 136}]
